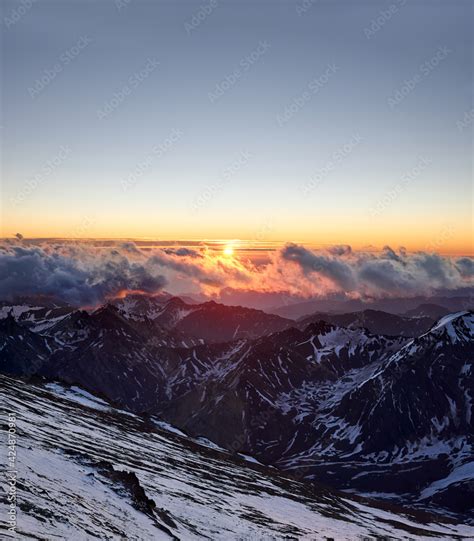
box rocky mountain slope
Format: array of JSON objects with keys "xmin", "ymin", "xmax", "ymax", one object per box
[
  {"xmin": 2, "ymin": 373, "xmax": 472, "ymax": 540},
  {"xmin": 114, "ymin": 295, "xmax": 294, "ymax": 342},
  {"xmin": 0, "ymin": 294, "xmax": 473, "ymax": 526},
  {"xmin": 0, "ymin": 297, "xmax": 74, "ymax": 332},
  {"xmin": 273, "ymin": 312, "xmax": 474, "ymax": 515}
]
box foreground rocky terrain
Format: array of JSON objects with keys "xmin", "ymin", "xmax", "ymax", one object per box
[{"xmin": 1, "ymin": 374, "xmax": 473, "ymax": 540}]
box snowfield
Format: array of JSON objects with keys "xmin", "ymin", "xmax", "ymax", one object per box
[{"xmin": 1, "ymin": 374, "xmax": 473, "ymax": 540}]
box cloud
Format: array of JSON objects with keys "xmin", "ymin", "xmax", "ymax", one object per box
[
  {"xmin": 327, "ymin": 244, "xmax": 352, "ymax": 256},
  {"xmin": 162, "ymin": 247, "xmax": 203, "ymax": 258},
  {"xmin": 382, "ymin": 245, "xmax": 405, "ymax": 264},
  {"xmin": 119, "ymin": 242, "xmax": 142, "ymax": 254},
  {"xmin": 0, "ymin": 245, "xmax": 167, "ymax": 306},
  {"xmin": 278, "ymin": 243, "xmax": 473, "ymax": 298},
  {"xmin": 413, "ymin": 253, "xmax": 459, "ymax": 288},
  {"xmin": 358, "ymin": 259, "xmax": 415, "ymax": 293},
  {"xmin": 0, "ymin": 240, "xmax": 471, "ymax": 305},
  {"xmin": 281, "ymin": 243, "xmax": 357, "ymax": 290},
  {"xmin": 456, "ymin": 257, "xmax": 474, "ymax": 278},
  {"xmin": 147, "ymin": 247, "xmax": 253, "ymax": 289},
  {"xmin": 149, "ymin": 252, "xmax": 224, "ymax": 287}
]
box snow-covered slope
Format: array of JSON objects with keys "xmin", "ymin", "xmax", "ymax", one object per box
[
  {"xmin": 0, "ymin": 300, "xmax": 73, "ymax": 332},
  {"xmin": 275, "ymin": 311, "xmax": 474, "ymax": 519},
  {"xmin": 1, "ymin": 374, "xmax": 472, "ymax": 540}
]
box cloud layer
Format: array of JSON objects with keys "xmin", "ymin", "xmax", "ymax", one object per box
[
  {"xmin": 0, "ymin": 244, "xmax": 167, "ymax": 305},
  {"xmin": 0, "ymin": 239, "xmax": 472, "ymax": 306},
  {"xmin": 280, "ymin": 242, "xmax": 472, "ymax": 298}
]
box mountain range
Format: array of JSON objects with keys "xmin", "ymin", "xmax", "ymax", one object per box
[
  {"xmin": 269, "ymin": 295, "xmax": 473, "ymax": 320},
  {"xmin": 1, "ymin": 293, "xmax": 473, "ymax": 533}
]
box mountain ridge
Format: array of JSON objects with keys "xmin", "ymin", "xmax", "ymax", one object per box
[{"xmin": 0, "ymin": 295, "xmax": 472, "ymax": 524}]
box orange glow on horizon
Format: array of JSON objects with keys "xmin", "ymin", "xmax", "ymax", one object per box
[
  {"xmin": 1, "ymin": 235, "xmax": 472, "ymax": 256},
  {"xmin": 109, "ymin": 289, "xmax": 151, "ymax": 300},
  {"xmin": 2, "ymin": 196, "xmax": 473, "ymax": 255},
  {"xmin": 1, "ymin": 213, "xmax": 472, "ymax": 256}
]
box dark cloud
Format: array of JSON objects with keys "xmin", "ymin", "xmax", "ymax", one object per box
[
  {"xmin": 382, "ymin": 245, "xmax": 405, "ymax": 264},
  {"xmin": 456, "ymin": 257, "xmax": 474, "ymax": 278},
  {"xmin": 162, "ymin": 247, "xmax": 203, "ymax": 258},
  {"xmin": 280, "ymin": 243, "xmax": 472, "ymax": 297},
  {"xmin": 413, "ymin": 253, "xmax": 457, "ymax": 288},
  {"xmin": 281, "ymin": 243, "xmax": 356, "ymax": 290},
  {"xmin": 120, "ymin": 242, "xmax": 142, "ymax": 254},
  {"xmin": 0, "ymin": 246, "xmax": 167, "ymax": 306},
  {"xmin": 358, "ymin": 259, "xmax": 415, "ymax": 293},
  {"xmin": 327, "ymin": 244, "xmax": 352, "ymax": 256}
]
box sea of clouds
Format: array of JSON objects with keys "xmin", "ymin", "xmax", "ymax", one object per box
[{"xmin": 0, "ymin": 239, "xmax": 472, "ymax": 306}]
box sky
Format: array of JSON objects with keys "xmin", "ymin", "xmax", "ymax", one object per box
[{"xmin": 1, "ymin": 0, "xmax": 473, "ymax": 254}]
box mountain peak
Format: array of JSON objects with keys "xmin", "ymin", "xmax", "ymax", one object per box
[
  {"xmin": 163, "ymin": 296, "xmax": 190, "ymax": 309},
  {"xmin": 427, "ymin": 310, "xmax": 473, "ymax": 344},
  {"xmin": 91, "ymin": 303, "xmax": 137, "ymax": 332},
  {"xmin": 0, "ymin": 311, "xmax": 23, "ymax": 332},
  {"xmin": 93, "ymin": 303, "xmax": 120, "ymax": 315}
]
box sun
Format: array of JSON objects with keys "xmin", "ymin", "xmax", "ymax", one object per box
[{"xmin": 223, "ymin": 245, "xmax": 234, "ymax": 257}]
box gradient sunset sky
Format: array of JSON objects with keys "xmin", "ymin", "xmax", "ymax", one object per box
[{"xmin": 1, "ymin": 0, "xmax": 472, "ymax": 254}]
